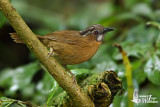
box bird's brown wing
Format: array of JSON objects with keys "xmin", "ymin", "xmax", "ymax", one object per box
[{"xmin": 45, "ymin": 30, "xmax": 81, "ymax": 45}]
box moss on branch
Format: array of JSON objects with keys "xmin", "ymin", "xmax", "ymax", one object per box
[{"xmin": 50, "ymin": 71, "xmax": 124, "ymax": 107}]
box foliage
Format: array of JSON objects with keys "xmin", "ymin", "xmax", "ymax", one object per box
[
  {"xmin": 0, "ymin": 12, "xmax": 6, "ymax": 28},
  {"xmin": 0, "ymin": 0, "xmax": 160, "ymax": 106},
  {"xmin": 0, "ymin": 62, "xmax": 54, "ymax": 105}
]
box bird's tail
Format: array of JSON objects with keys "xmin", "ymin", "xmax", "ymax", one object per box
[
  {"xmin": 10, "ymin": 33, "xmax": 24, "ymax": 44},
  {"xmin": 10, "ymin": 33, "xmax": 45, "ymax": 44}
]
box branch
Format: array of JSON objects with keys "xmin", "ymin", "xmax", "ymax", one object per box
[
  {"xmin": 0, "ymin": 0, "xmax": 94, "ymax": 106},
  {"xmin": 35, "ymin": 71, "xmax": 124, "ymax": 107},
  {"xmin": 114, "ymin": 43, "xmax": 133, "ymax": 107}
]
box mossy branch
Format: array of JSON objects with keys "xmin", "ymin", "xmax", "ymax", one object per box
[
  {"xmin": 0, "ymin": 0, "xmax": 94, "ymax": 106},
  {"xmin": 46, "ymin": 71, "xmax": 124, "ymax": 107}
]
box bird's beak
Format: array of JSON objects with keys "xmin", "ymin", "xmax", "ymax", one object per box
[{"xmin": 103, "ymin": 27, "xmax": 115, "ymax": 34}]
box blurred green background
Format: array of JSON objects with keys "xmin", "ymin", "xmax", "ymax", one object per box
[{"xmin": 0, "ymin": 0, "xmax": 160, "ymax": 106}]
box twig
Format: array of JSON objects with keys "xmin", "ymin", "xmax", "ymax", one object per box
[
  {"xmin": 146, "ymin": 21, "xmax": 160, "ymax": 29},
  {"xmin": 114, "ymin": 43, "xmax": 133, "ymax": 107}
]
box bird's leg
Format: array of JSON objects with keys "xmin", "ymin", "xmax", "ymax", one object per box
[
  {"xmin": 63, "ymin": 65, "xmax": 77, "ymax": 86},
  {"xmin": 48, "ymin": 47, "xmax": 54, "ymax": 56},
  {"xmin": 47, "ymin": 47, "xmax": 55, "ymax": 58}
]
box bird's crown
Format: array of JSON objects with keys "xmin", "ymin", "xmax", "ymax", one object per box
[{"xmin": 80, "ymin": 24, "xmax": 114, "ymax": 42}]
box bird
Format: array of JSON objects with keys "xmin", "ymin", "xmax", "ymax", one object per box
[{"xmin": 10, "ymin": 24, "xmax": 114, "ymax": 83}]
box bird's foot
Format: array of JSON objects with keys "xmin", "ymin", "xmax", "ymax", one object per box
[
  {"xmin": 46, "ymin": 47, "xmax": 55, "ymax": 59},
  {"xmin": 68, "ymin": 69, "xmax": 77, "ymax": 87},
  {"xmin": 71, "ymin": 73, "xmax": 77, "ymax": 85},
  {"xmin": 64, "ymin": 66, "xmax": 77, "ymax": 87},
  {"xmin": 48, "ymin": 47, "xmax": 55, "ymax": 56}
]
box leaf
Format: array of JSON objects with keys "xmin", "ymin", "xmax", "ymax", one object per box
[
  {"xmin": 156, "ymin": 35, "xmax": 160, "ymax": 49},
  {"xmin": 0, "ymin": 62, "xmax": 40, "ymax": 96},
  {"xmin": 71, "ymin": 69, "xmax": 91, "ymax": 75},
  {"xmin": 99, "ymin": 11, "xmax": 143, "ymax": 27},
  {"xmin": 0, "ymin": 97, "xmax": 27, "ymax": 107},
  {"xmin": 67, "ymin": 2, "xmax": 114, "ymax": 29},
  {"xmin": 144, "ymin": 55, "xmax": 160, "ymax": 85},
  {"xmin": 47, "ymin": 82, "xmax": 64, "ymax": 106},
  {"xmin": 132, "ymin": 60, "xmax": 146, "ymax": 84},
  {"xmin": 93, "ymin": 61, "xmax": 117, "ymax": 73},
  {"xmin": 113, "ymin": 42, "xmax": 152, "ymax": 60},
  {"xmin": 0, "ymin": 12, "xmax": 6, "ymax": 28},
  {"xmin": 146, "ymin": 22, "xmax": 160, "ymax": 49},
  {"xmin": 36, "ymin": 71, "xmax": 55, "ymax": 93},
  {"xmin": 0, "ymin": 97, "xmax": 13, "ymax": 107},
  {"xmin": 147, "ymin": 21, "xmax": 160, "ymax": 30},
  {"xmin": 11, "ymin": 0, "xmax": 65, "ymax": 32},
  {"xmin": 33, "ymin": 71, "xmax": 55, "ymax": 105},
  {"xmin": 90, "ymin": 44, "xmax": 113, "ymax": 66},
  {"xmin": 113, "ymin": 92, "xmax": 128, "ymax": 107},
  {"xmin": 131, "ymin": 3, "xmax": 152, "ymax": 18},
  {"xmin": 71, "ymin": 69, "xmax": 93, "ymax": 84},
  {"xmin": 125, "ymin": 24, "xmax": 159, "ymax": 43}
]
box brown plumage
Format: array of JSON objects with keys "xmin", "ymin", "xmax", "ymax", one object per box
[{"xmin": 10, "ymin": 24, "xmax": 114, "ymax": 65}]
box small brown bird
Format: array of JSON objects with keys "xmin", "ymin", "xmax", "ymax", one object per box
[
  {"xmin": 10, "ymin": 24, "xmax": 114, "ymax": 82},
  {"xmin": 10, "ymin": 24, "xmax": 114, "ymax": 65}
]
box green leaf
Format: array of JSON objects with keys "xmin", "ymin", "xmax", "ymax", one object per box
[
  {"xmin": 67, "ymin": 61, "xmax": 92, "ymax": 70},
  {"xmin": 113, "ymin": 92, "xmax": 128, "ymax": 107},
  {"xmin": 33, "ymin": 71, "xmax": 55, "ymax": 105},
  {"xmin": 47, "ymin": 82, "xmax": 64, "ymax": 106},
  {"xmin": 156, "ymin": 35, "xmax": 160, "ymax": 49},
  {"xmin": 0, "ymin": 97, "xmax": 27, "ymax": 107},
  {"xmin": 71, "ymin": 69, "xmax": 93, "ymax": 84},
  {"xmin": 125, "ymin": 24, "xmax": 159, "ymax": 43},
  {"xmin": 32, "ymin": 71, "xmax": 55, "ymax": 104},
  {"xmin": 71, "ymin": 69, "xmax": 91, "ymax": 75},
  {"xmin": 67, "ymin": 2, "xmax": 114, "ymax": 29},
  {"xmin": 147, "ymin": 21, "xmax": 160, "ymax": 29},
  {"xmin": 99, "ymin": 11, "xmax": 142, "ymax": 26},
  {"xmin": 93, "ymin": 61, "xmax": 117, "ymax": 73},
  {"xmin": 36, "ymin": 71, "xmax": 55, "ymax": 93},
  {"xmin": 144, "ymin": 55, "xmax": 160, "ymax": 85},
  {"xmin": 131, "ymin": 3, "xmax": 152, "ymax": 18},
  {"xmin": 0, "ymin": 97, "xmax": 13, "ymax": 107},
  {"xmin": 132, "ymin": 60, "xmax": 146, "ymax": 84},
  {"xmin": 113, "ymin": 42, "xmax": 151, "ymax": 60},
  {"xmin": 0, "ymin": 62, "xmax": 40, "ymax": 96},
  {"xmin": 0, "ymin": 11, "xmax": 6, "ymax": 28}
]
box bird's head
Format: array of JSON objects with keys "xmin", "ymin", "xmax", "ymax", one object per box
[{"xmin": 80, "ymin": 24, "xmax": 114, "ymax": 42}]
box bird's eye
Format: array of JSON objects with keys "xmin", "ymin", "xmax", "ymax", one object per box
[{"xmin": 93, "ymin": 30, "xmax": 99, "ymax": 35}]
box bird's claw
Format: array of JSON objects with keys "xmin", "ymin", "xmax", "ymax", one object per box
[
  {"xmin": 71, "ymin": 74, "xmax": 77, "ymax": 87},
  {"xmin": 46, "ymin": 47, "xmax": 55, "ymax": 59},
  {"xmin": 63, "ymin": 66, "xmax": 77, "ymax": 87}
]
